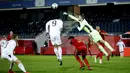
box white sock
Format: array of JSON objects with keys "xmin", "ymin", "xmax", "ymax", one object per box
[
  {"xmin": 54, "ymin": 47, "xmax": 59, "ymax": 60},
  {"xmin": 99, "ymin": 59, "xmax": 102, "ymax": 64},
  {"xmin": 94, "ymin": 56, "xmax": 97, "ymax": 63},
  {"xmin": 58, "ymin": 46, "xmax": 62, "ymax": 60},
  {"xmin": 98, "ymin": 45, "xmax": 108, "ymax": 56},
  {"xmin": 18, "ymin": 63, "xmax": 26, "ymax": 72},
  {"xmin": 121, "ymin": 52, "xmax": 124, "ymax": 58},
  {"xmin": 104, "ymin": 41, "xmax": 114, "ymax": 51},
  {"xmin": 9, "ymin": 62, "xmax": 14, "ymax": 70}
]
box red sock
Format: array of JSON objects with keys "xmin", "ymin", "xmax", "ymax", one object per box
[
  {"xmin": 99, "ymin": 52, "xmax": 103, "ymax": 59},
  {"xmin": 96, "ymin": 52, "xmax": 100, "ymax": 59},
  {"xmin": 83, "ymin": 58, "xmax": 90, "ymax": 67},
  {"xmin": 75, "ymin": 55, "xmax": 83, "ymax": 65}
]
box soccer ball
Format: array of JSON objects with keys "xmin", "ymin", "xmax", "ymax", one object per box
[{"xmin": 52, "ymin": 3, "xmax": 58, "ymax": 9}]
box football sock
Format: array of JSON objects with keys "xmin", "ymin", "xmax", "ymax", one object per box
[
  {"xmin": 96, "ymin": 52, "xmax": 100, "ymax": 59},
  {"xmin": 104, "ymin": 41, "xmax": 114, "ymax": 51},
  {"xmin": 99, "ymin": 59, "xmax": 102, "ymax": 64},
  {"xmin": 99, "ymin": 52, "xmax": 103, "ymax": 59},
  {"xmin": 58, "ymin": 46, "xmax": 62, "ymax": 60},
  {"xmin": 75, "ymin": 56, "xmax": 83, "ymax": 65},
  {"xmin": 18, "ymin": 63, "xmax": 26, "ymax": 72},
  {"xmin": 9, "ymin": 62, "xmax": 14, "ymax": 70},
  {"xmin": 54, "ymin": 47, "xmax": 59, "ymax": 60},
  {"xmin": 98, "ymin": 45, "xmax": 108, "ymax": 56}
]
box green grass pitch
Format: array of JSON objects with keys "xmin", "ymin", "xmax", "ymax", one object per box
[{"xmin": 0, "ymin": 55, "xmax": 130, "ymax": 73}]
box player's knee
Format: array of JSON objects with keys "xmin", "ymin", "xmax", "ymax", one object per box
[{"xmin": 15, "ymin": 59, "xmax": 21, "ymax": 64}]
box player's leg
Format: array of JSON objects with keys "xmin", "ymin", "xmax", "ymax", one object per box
[
  {"xmin": 56, "ymin": 35, "xmax": 63, "ymax": 65},
  {"xmin": 57, "ymin": 45, "xmax": 62, "ymax": 65},
  {"xmin": 95, "ymin": 52, "xmax": 100, "ymax": 63},
  {"xmin": 9, "ymin": 62, "xmax": 14, "ymax": 72},
  {"xmin": 99, "ymin": 40, "xmax": 115, "ymax": 57},
  {"xmin": 74, "ymin": 50, "xmax": 84, "ymax": 69},
  {"xmin": 54, "ymin": 46, "xmax": 60, "ymax": 60},
  {"xmin": 95, "ymin": 43, "xmax": 110, "ymax": 60},
  {"xmin": 13, "ymin": 55, "xmax": 29, "ymax": 73},
  {"xmin": 99, "ymin": 52, "xmax": 103, "ymax": 64},
  {"xmin": 2, "ymin": 55, "xmax": 15, "ymax": 73},
  {"xmin": 50, "ymin": 36, "xmax": 60, "ymax": 61},
  {"xmin": 89, "ymin": 30, "xmax": 110, "ymax": 60},
  {"xmin": 81, "ymin": 49, "xmax": 92, "ymax": 70}
]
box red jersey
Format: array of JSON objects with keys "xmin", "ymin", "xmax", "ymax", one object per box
[
  {"xmin": 99, "ymin": 30, "xmax": 106, "ymax": 40},
  {"xmin": 7, "ymin": 34, "xmax": 13, "ymax": 41},
  {"xmin": 99, "ymin": 30, "xmax": 107, "ymax": 47},
  {"xmin": 70, "ymin": 38, "xmax": 86, "ymax": 51}
]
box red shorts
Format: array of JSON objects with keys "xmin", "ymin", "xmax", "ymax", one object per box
[{"xmin": 75, "ymin": 46, "xmax": 87, "ymax": 56}]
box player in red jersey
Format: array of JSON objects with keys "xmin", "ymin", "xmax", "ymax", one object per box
[
  {"xmin": 7, "ymin": 31, "xmax": 13, "ymax": 41},
  {"xmin": 68, "ymin": 36, "xmax": 92, "ymax": 70},
  {"xmin": 95, "ymin": 26, "xmax": 109, "ymax": 64}
]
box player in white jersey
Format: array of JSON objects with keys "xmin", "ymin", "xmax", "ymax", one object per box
[
  {"xmin": 0, "ymin": 36, "xmax": 7, "ymax": 59},
  {"xmin": 46, "ymin": 19, "xmax": 63, "ymax": 65},
  {"xmin": 116, "ymin": 39, "xmax": 126, "ymax": 58},
  {"xmin": 1, "ymin": 34, "xmax": 29, "ymax": 73},
  {"xmin": 63, "ymin": 12, "xmax": 115, "ymax": 60}
]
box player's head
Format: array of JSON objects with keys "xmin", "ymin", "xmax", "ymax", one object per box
[
  {"xmin": 96, "ymin": 26, "xmax": 100, "ymax": 31},
  {"xmin": 68, "ymin": 36, "xmax": 75, "ymax": 44},
  {"xmin": 68, "ymin": 36, "xmax": 75, "ymax": 40},
  {"xmin": 10, "ymin": 31, "xmax": 13, "ymax": 35},
  {"xmin": 12, "ymin": 34, "xmax": 18, "ymax": 41}
]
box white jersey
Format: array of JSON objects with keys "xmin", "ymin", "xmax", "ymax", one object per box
[
  {"xmin": 116, "ymin": 41, "xmax": 125, "ymax": 48},
  {"xmin": 46, "ymin": 19, "xmax": 63, "ymax": 36},
  {"xmin": 0, "ymin": 39, "xmax": 7, "ymax": 54},
  {"xmin": 3, "ymin": 40, "xmax": 16, "ymax": 55}
]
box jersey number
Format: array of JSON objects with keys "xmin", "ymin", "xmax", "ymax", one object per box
[
  {"xmin": 4, "ymin": 42, "xmax": 8, "ymax": 48},
  {"xmin": 52, "ymin": 20, "xmax": 57, "ymax": 26}
]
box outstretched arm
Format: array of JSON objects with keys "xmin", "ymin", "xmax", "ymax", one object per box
[
  {"xmin": 45, "ymin": 22, "xmax": 49, "ymax": 33},
  {"xmin": 63, "ymin": 12, "xmax": 80, "ymax": 22}
]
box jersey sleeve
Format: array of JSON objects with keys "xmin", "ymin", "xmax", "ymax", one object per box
[
  {"xmin": 45, "ymin": 21, "xmax": 50, "ymax": 33},
  {"xmin": 6, "ymin": 41, "xmax": 16, "ymax": 51},
  {"xmin": 68, "ymin": 14, "xmax": 80, "ymax": 22}
]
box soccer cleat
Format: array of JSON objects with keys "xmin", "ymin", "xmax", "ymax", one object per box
[
  {"xmin": 79, "ymin": 63, "xmax": 85, "ymax": 69},
  {"xmin": 107, "ymin": 54, "xmax": 110, "ymax": 61},
  {"xmin": 25, "ymin": 72, "xmax": 30, "ymax": 73},
  {"xmin": 59, "ymin": 60, "xmax": 63, "ymax": 65},
  {"xmin": 8, "ymin": 70, "xmax": 15, "ymax": 73},
  {"xmin": 111, "ymin": 51, "xmax": 115, "ymax": 57},
  {"xmin": 88, "ymin": 67, "xmax": 93, "ymax": 70}
]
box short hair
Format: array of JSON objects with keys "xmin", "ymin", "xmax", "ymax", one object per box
[
  {"xmin": 68, "ymin": 36, "xmax": 75, "ymax": 39},
  {"xmin": 12, "ymin": 34, "xmax": 18, "ymax": 39}
]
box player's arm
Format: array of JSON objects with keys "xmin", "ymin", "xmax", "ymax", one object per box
[
  {"xmin": 116, "ymin": 42, "xmax": 119, "ymax": 46},
  {"xmin": 123, "ymin": 42, "xmax": 126, "ymax": 47},
  {"xmin": 45, "ymin": 22, "xmax": 49, "ymax": 33},
  {"xmin": 63, "ymin": 12, "xmax": 80, "ymax": 22},
  {"xmin": 60, "ymin": 20, "xmax": 63, "ymax": 32}
]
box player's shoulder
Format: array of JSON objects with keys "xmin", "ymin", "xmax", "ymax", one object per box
[{"xmin": 9, "ymin": 40, "xmax": 16, "ymax": 43}]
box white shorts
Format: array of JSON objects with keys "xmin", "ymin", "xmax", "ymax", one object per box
[
  {"xmin": 119, "ymin": 47, "xmax": 124, "ymax": 52},
  {"xmin": 2, "ymin": 54, "xmax": 18, "ymax": 62},
  {"xmin": 50, "ymin": 35, "xmax": 62, "ymax": 45},
  {"xmin": 89, "ymin": 30, "xmax": 103, "ymax": 43}
]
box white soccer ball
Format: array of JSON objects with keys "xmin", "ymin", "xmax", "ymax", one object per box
[{"xmin": 52, "ymin": 3, "xmax": 58, "ymax": 9}]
